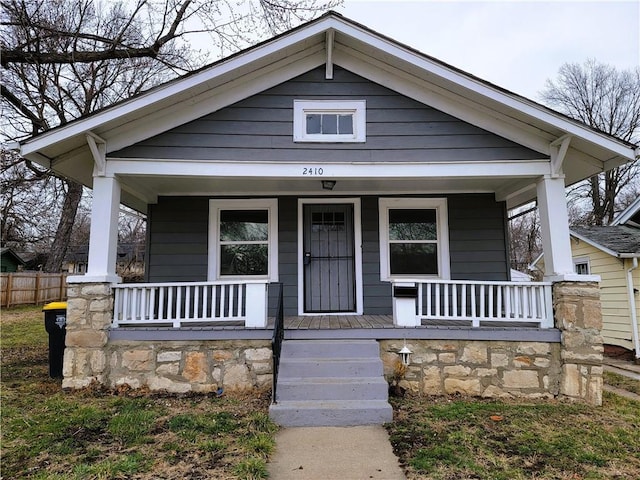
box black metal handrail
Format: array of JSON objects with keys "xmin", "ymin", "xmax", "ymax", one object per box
[{"xmin": 271, "ymin": 282, "xmax": 284, "ymax": 404}]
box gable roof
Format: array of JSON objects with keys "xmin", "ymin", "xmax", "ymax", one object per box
[
  {"xmin": 0, "ymin": 248, "xmax": 26, "ymax": 266},
  {"xmin": 14, "ymin": 11, "xmax": 638, "ymax": 210},
  {"xmin": 611, "ymin": 196, "xmax": 640, "ymax": 227},
  {"xmin": 570, "ymin": 225, "xmax": 640, "ymax": 258}
]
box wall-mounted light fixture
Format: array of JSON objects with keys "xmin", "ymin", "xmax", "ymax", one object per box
[
  {"xmin": 321, "ymin": 180, "xmax": 336, "ymax": 191},
  {"xmin": 399, "ymin": 341, "xmax": 412, "ymax": 366}
]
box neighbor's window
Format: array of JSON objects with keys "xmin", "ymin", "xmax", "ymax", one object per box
[
  {"xmin": 573, "ymin": 257, "xmax": 590, "ymax": 275},
  {"xmin": 208, "ymin": 199, "xmax": 278, "ymax": 280},
  {"xmin": 379, "ymin": 198, "xmax": 450, "ymax": 280},
  {"xmin": 293, "ymin": 100, "xmax": 366, "ymax": 142}
]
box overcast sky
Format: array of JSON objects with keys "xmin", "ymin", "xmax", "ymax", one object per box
[{"xmin": 336, "ymin": 0, "xmax": 639, "ymax": 100}]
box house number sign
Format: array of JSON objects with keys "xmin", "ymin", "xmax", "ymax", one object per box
[{"xmin": 301, "ymin": 167, "xmax": 324, "ymax": 176}]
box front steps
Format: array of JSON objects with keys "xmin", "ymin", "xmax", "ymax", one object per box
[{"xmin": 269, "ymin": 340, "xmax": 393, "ymax": 427}]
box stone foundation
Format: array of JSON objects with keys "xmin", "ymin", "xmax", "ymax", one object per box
[
  {"xmin": 380, "ymin": 340, "xmax": 561, "ymax": 399},
  {"xmin": 108, "ymin": 340, "xmax": 272, "ymax": 393}
]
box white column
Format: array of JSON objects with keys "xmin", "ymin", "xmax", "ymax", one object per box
[
  {"xmin": 68, "ymin": 175, "xmax": 121, "ymax": 283},
  {"xmin": 536, "ymin": 175, "xmax": 578, "ymax": 281}
]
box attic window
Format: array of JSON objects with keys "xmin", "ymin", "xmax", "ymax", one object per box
[
  {"xmin": 573, "ymin": 256, "xmax": 591, "ymax": 275},
  {"xmin": 293, "ymin": 100, "xmax": 366, "ymax": 142}
]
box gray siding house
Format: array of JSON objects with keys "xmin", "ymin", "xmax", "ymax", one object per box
[{"xmin": 15, "ymin": 12, "xmax": 638, "ymax": 424}]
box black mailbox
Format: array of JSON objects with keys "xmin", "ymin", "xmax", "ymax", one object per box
[{"xmin": 393, "ymin": 285, "xmax": 418, "ymax": 298}]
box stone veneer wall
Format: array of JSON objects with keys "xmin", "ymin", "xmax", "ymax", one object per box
[
  {"xmin": 108, "ymin": 340, "xmax": 272, "ymax": 393},
  {"xmin": 63, "ymin": 283, "xmax": 113, "ymax": 389},
  {"xmin": 554, "ymin": 281, "xmax": 603, "ymax": 406},
  {"xmin": 380, "ymin": 340, "xmax": 562, "ymax": 399}
]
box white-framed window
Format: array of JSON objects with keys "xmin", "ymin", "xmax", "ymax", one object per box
[
  {"xmin": 208, "ymin": 199, "xmax": 278, "ymax": 281},
  {"xmin": 293, "ymin": 100, "xmax": 366, "ymax": 143},
  {"xmin": 573, "ymin": 256, "xmax": 591, "ymax": 275},
  {"xmin": 378, "ymin": 198, "xmax": 450, "ymax": 281}
]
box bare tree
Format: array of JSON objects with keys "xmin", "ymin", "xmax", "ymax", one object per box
[
  {"xmin": 541, "ymin": 59, "xmax": 640, "ymax": 225},
  {"xmin": 1, "ymin": 0, "xmax": 340, "ymax": 271}
]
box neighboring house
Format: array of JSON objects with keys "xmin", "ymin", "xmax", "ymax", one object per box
[
  {"xmin": 64, "ymin": 244, "xmax": 145, "ymax": 280},
  {"xmin": 13, "ymin": 12, "xmax": 639, "ymax": 419},
  {"xmin": 0, "ymin": 248, "xmax": 26, "ymax": 272},
  {"xmin": 531, "ymin": 199, "xmax": 640, "ymax": 359}
]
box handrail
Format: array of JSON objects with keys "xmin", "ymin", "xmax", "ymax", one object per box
[{"xmin": 271, "ymin": 282, "xmax": 284, "ymax": 404}]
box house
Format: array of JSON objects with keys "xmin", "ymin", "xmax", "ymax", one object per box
[
  {"xmin": 531, "ymin": 199, "xmax": 640, "ymax": 360},
  {"xmin": 63, "ymin": 244, "xmax": 145, "ymax": 281},
  {"xmin": 0, "ymin": 248, "xmax": 26, "ymax": 273},
  {"xmin": 13, "ymin": 12, "xmax": 638, "ymax": 421}
]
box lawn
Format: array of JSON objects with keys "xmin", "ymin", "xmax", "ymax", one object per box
[
  {"xmin": 1, "ymin": 305, "xmax": 276, "ymax": 480},
  {"xmin": 2, "ymin": 305, "xmax": 639, "ymax": 480},
  {"xmin": 386, "ymin": 386, "xmax": 640, "ymax": 479}
]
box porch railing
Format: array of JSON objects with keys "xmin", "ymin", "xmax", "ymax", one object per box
[
  {"xmin": 112, "ymin": 280, "xmax": 268, "ymax": 328},
  {"xmin": 394, "ymin": 279, "xmax": 554, "ymax": 328}
]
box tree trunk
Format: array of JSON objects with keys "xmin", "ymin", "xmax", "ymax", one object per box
[{"xmin": 43, "ymin": 180, "xmax": 83, "ymax": 272}]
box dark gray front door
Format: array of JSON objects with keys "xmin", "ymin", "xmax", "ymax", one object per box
[{"xmin": 303, "ymin": 204, "xmax": 356, "ymax": 313}]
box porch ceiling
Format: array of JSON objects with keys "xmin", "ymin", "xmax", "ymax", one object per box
[{"xmin": 117, "ymin": 173, "xmax": 539, "ymax": 205}]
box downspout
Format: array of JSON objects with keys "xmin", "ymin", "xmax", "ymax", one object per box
[{"xmin": 626, "ymin": 257, "xmax": 640, "ymax": 359}]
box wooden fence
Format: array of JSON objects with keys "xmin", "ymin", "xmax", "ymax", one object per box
[{"xmin": 1, "ymin": 272, "xmax": 68, "ymax": 308}]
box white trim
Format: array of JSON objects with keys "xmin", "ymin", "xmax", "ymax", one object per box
[
  {"xmin": 293, "ymin": 100, "xmax": 366, "ymax": 143},
  {"xmin": 207, "ymin": 199, "xmax": 278, "ymax": 282},
  {"xmin": 105, "ymin": 158, "xmax": 551, "ymax": 178},
  {"xmin": 378, "ymin": 197, "xmax": 451, "ymax": 281},
  {"xmin": 325, "ymin": 29, "xmax": 334, "ymax": 80},
  {"xmin": 297, "ymin": 198, "xmax": 363, "ymax": 316},
  {"xmin": 611, "ymin": 196, "xmax": 640, "ymax": 226},
  {"xmin": 572, "ymin": 256, "xmax": 591, "ymax": 275}
]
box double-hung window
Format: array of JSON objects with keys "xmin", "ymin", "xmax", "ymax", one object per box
[
  {"xmin": 379, "ymin": 198, "xmax": 450, "ymax": 280},
  {"xmin": 293, "ymin": 100, "xmax": 366, "ymax": 142},
  {"xmin": 208, "ymin": 199, "xmax": 278, "ymax": 281}
]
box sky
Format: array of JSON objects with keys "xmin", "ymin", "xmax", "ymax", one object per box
[{"xmin": 335, "ymin": 0, "xmax": 639, "ymax": 100}]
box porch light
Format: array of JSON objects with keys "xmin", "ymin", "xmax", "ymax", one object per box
[
  {"xmin": 321, "ymin": 180, "xmax": 336, "ymax": 190},
  {"xmin": 399, "ymin": 344, "xmax": 412, "ymax": 366}
]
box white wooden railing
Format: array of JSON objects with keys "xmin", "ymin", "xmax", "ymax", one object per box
[
  {"xmin": 112, "ymin": 280, "xmax": 268, "ymax": 328},
  {"xmin": 393, "ymin": 279, "xmax": 554, "ymax": 328}
]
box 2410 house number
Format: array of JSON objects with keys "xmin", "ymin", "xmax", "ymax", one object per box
[{"xmin": 302, "ymin": 167, "xmax": 324, "ymax": 176}]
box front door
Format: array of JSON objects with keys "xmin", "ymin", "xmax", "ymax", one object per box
[{"xmin": 303, "ymin": 204, "xmax": 356, "ymax": 313}]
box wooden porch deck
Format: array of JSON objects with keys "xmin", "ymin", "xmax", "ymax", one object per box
[
  {"xmin": 280, "ymin": 315, "xmax": 396, "ymax": 329},
  {"xmin": 276, "ymin": 315, "xmax": 541, "ymax": 329},
  {"xmin": 110, "ymin": 314, "xmax": 559, "ymax": 342}
]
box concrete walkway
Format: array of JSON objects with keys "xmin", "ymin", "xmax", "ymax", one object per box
[
  {"xmin": 267, "ymin": 426, "xmax": 406, "ymax": 480},
  {"xmin": 603, "ymin": 358, "xmax": 640, "ymax": 382}
]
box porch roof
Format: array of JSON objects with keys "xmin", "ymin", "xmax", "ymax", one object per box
[{"xmin": 15, "ymin": 11, "xmax": 638, "ymax": 212}]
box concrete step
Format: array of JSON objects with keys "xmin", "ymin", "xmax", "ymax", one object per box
[
  {"xmin": 281, "ymin": 339, "xmax": 381, "ymax": 359},
  {"xmin": 278, "ymin": 358, "xmax": 383, "ymax": 378},
  {"xmin": 269, "ymin": 400, "xmax": 393, "ymax": 427},
  {"xmin": 276, "ymin": 376, "xmax": 389, "ymax": 401}
]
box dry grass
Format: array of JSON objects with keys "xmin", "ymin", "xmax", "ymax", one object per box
[
  {"xmin": 386, "ymin": 393, "xmax": 640, "ymax": 480},
  {"xmin": 1, "ymin": 306, "xmax": 276, "ymax": 480}
]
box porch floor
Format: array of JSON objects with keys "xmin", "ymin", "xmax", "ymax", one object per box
[{"xmin": 110, "ymin": 314, "xmax": 560, "ymax": 342}]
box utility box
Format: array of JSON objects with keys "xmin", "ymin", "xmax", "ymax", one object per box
[{"xmin": 43, "ymin": 302, "xmax": 67, "ymax": 378}]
